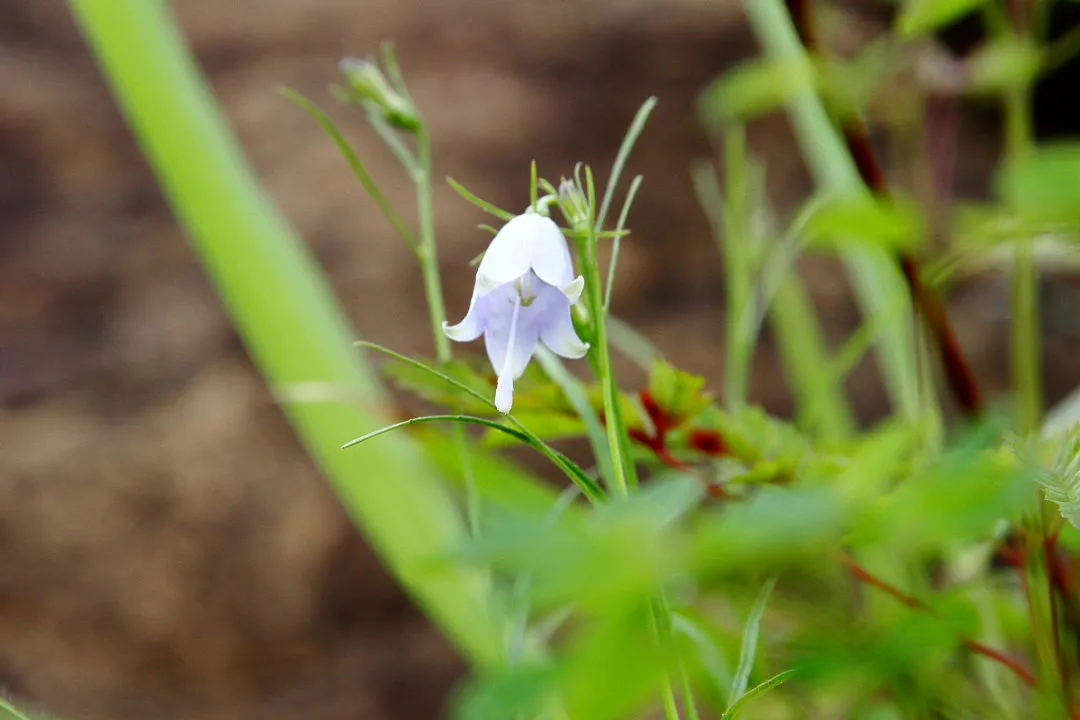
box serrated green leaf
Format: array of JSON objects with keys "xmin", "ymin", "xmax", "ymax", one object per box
[
  {"xmin": 689, "ymin": 404, "xmax": 820, "ymax": 485},
  {"xmin": 1035, "ymin": 424, "xmax": 1080, "ymax": 530},
  {"xmin": 897, "ymin": 0, "xmax": 988, "ymax": 38},
  {"xmin": 649, "ymin": 360, "xmax": 714, "ymax": 420},
  {"xmin": 859, "ymin": 442, "xmax": 1029, "ymax": 551}
]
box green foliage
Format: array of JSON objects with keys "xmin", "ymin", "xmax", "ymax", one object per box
[
  {"xmin": 700, "ymin": 57, "xmax": 816, "ymax": 126},
  {"xmin": 1036, "ymin": 424, "xmax": 1080, "ymax": 530},
  {"xmin": 998, "ymin": 142, "xmax": 1080, "ymax": 223},
  {"xmin": 78, "ymin": 0, "xmax": 1080, "ymax": 716},
  {"xmin": 896, "ymin": 0, "xmax": 989, "ymax": 38},
  {"xmin": 802, "ymin": 195, "xmax": 925, "ymax": 253},
  {"xmin": 966, "ymin": 37, "xmax": 1044, "ymax": 95},
  {"xmin": 648, "ymin": 361, "xmax": 714, "ymax": 420}
]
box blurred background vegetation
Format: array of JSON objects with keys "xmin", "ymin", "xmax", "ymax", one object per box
[{"xmin": 4, "ymin": 0, "xmax": 1080, "ymax": 718}]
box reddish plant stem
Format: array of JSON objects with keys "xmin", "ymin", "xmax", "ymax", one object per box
[
  {"xmin": 841, "ymin": 554, "xmax": 1038, "ymax": 687},
  {"xmin": 1045, "ymin": 529, "xmax": 1075, "ymax": 709},
  {"xmin": 783, "ymin": 1, "xmax": 983, "ymax": 418},
  {"xmin": 625, "ymin": 390, "xmax": 728, "ymax": 497}
]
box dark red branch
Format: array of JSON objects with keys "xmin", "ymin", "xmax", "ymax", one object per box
[
  {"xmin": 841, "ymin": 554, "xmax": 1037, "ymax": 687},
  {"xmin": 625, "ymin": 390, "xmax": 728, "ymax": 497}
]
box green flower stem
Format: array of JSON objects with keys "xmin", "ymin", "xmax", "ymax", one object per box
[
  {"xmin": 69, "ymin": 0, "xmax": 503, "ymax": 668},
  {"xmin": 581, "ymin": 171, "xmax": 639, "ymax": 497},
  {"xmin": 416, "ymin": 128, "xmax": 453, "ymax": 364}
]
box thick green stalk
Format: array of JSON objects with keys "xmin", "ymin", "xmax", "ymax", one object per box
[
  {"xmin": 69, "ymin": 0, "xmax": 502, "ymax": 668},
  {"xmin": 742, "ymin": 0, "xmax": 919, "ymax": 422}
]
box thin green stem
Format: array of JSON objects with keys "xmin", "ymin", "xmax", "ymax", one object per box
[
  {"xmin": 678, "ymin": 661, "xmax": 702, "ymax": 720},
  {"xmin": 660, "ymin": 677, "xmax": 683, "ymax": 720},
  {"xmin": 412, "ymin": 125, "xmax": 479, "ymax": 535},
  {"xmin": 581, "ymin": 167, "xmax": 638, "ymax": 496},
  {"xmin": 416, "ymin": 128, "xmax": 452, "ymax": 363},
  {"xmin": 603, "ymin": 174, "xmax": 643, "ymax": 312},
  {"xmin": 596, "ymin": 97, "xmax": 657, "ymax": 231},
  {"xmin": 280, "ymin": 87, "xmax": 418, "ymax": 252}
]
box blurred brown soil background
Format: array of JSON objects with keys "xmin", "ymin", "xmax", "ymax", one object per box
[{"xmin": 2, "ymin": 1, "xmax": 1079, "ymax": 718}]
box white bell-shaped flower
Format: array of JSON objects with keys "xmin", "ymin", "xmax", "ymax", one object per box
[{"xmin": 444, "ymin": 213, "xmax": 589, "ymax": 413}]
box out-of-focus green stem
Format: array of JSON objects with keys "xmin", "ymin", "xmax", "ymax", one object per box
[
  {"xmin": 770, "ymin": 278, "xmax": 855, "ymax": 440},
  {"xmin": 1004, "ymin": 89, "xmax": 1041, "ymax": 436},
  {"xmin": 413, "ymin": 124, "xmax": 480, "ymax": 537},
  {"xmin": 742, "ymin": 0, "xmax": 919, "ymax": 422},
  {"xmin": 416, "ymin": 128, "xmax": 453, "ymax": 364},
  {"xmin": 1001, "ymin": 32, "xmax": 1059, "ymax": 712},
  {"xmin": 69, "ymin": 0, "xmax": 503, "ymax": 668},
  {"xmin": 721, "ymin": 126, "xmax": 753, "ymax": 407}
]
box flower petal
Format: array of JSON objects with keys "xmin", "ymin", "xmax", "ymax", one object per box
[
  {"xmin": 442, "ymin": 290, "xmax": 486, "ymax": 342},
  {"xmin": 476, "ymin": 214, "xmax": 535, "ymax": 293},
  {"xmin": 482, "ymin": 284, "xmax": 541, "ymax": 413},
  {"xmin": 557, "ymin": 276, "xmax": 585, "ymax": 303},
  {"xmin": 540, "ymin": 305, "xmax": 589, "ymax": 359},
  {"xmin": 527, "ymin": 214, "xmax": 577, "ymax": 288}
]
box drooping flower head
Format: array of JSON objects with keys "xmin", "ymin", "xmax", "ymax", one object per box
[{"xmin": 444, "ymin": 213, "xmax": 589, "ymax": 413}]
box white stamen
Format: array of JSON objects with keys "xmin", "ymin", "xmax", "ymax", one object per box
[{"xmin": 494, "ymin": 294, "xmax": 522, "ymax": 414}]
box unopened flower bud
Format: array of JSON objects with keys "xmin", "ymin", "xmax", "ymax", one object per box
[
  {"xmin": 557, "ymin": 178, "xmax": 590, "ymax": 228},
  {"xmin": 339, "ymin": 57, "xmax": 420, "ymax": 132}
]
